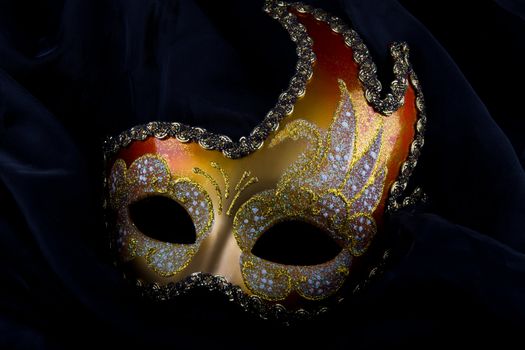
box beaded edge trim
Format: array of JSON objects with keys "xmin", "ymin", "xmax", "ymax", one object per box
[
  {"xmin": 102, "ymin": 1, "xmax": 414, "ymax": 160},
  {"xmin": 103, "ymin": 0, "xmax": 428, "ymax": 322}
]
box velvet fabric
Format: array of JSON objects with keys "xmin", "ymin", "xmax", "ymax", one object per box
[{"xmin": 0, "ymin": 0, "xmax": 524, "ymax": 348}]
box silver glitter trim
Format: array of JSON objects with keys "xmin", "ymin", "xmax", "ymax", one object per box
[
  {"xmin": 386, "ymin": 68, "xmax": 427, "ymax": 212},
  {"xmin": 103, "ymin": 0, "xmax": 315, "ymax": 159},
  {"xmin": 103, "ymin": 0, "xmax": 415, "ymax": 160},
  {"xmin": 291, "ymin": 1, "xmax": 410, "ymax": 115}
]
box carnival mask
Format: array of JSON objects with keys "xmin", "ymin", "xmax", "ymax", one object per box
[{"xmin": 103, "ymin": 1, "xmax": 426, "ymax": 319}]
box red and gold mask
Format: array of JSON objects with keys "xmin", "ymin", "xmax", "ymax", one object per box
[{"xmin": 104, "ymin": 1, "xmax": 426, "ymax": 318}]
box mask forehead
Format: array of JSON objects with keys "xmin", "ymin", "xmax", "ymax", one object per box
[{"xmin": 104, "ymin": 1, "xmax": 424, "ymax": 315}]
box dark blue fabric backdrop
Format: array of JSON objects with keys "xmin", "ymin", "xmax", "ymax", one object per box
[{"xmin": 0, "ymin": 0, "xmax": 524, "ymax": 348}]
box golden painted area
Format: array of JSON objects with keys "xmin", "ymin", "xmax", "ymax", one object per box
[{"xmin": 110, "ymin": 12, "xmax": 417, "ymax": 301}]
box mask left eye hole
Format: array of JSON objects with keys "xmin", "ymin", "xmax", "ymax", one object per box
[
  {"xmin": 251, "ymin": 220, "xmax": 342, "ymax": 266},
  {"xmin": 128, "ymin": 195, "xmax": 196, "ymax": 244}
]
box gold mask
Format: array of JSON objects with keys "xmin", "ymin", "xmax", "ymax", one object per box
[{"xmin": 104, "ymin": 1, "xmax": 426, "ymax": 318}]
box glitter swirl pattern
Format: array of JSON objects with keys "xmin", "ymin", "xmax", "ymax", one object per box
[
  {"xmin": 109, "ymin": 155, "xmax": 214, "ymax": 276},
  {"xmin": 233, "ymin": 80, "xmax": 388, "ymax": 301}
]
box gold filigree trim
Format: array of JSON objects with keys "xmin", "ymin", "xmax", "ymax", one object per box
[
  {"xmin": 193, "ymin": 166, "xmax": 223, "ymax": 215},
  {"xmin": 227, "ymin": 173, "xmax": 259, "ymax": 217},
  {"xmin": 211, "ymin": 161, "xmax": 230, "ymax": 199}
]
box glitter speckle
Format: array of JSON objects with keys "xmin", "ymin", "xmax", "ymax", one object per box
[
  {"xmin": 109, "ymin": 154, "xmax": 214, "ymax": 277},
  {"xmin": 233, "ymin": 81, "xmax": 387, "ymax": 301}
]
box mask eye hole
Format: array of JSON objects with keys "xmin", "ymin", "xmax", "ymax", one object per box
[
  {"xmin": 129, "ymin": 196, "xmax": 196, "ymax": 244},
  {"xmin": 251, "ymin": 220, "xmax": 342, "ymax": 266}
]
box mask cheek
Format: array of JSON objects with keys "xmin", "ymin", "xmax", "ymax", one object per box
[
  {"xmin": 118, "ymin": 208, "xmax": 198, "ymax": 276},
  {"xmin": 348, "ymin": 214, "xmax": 376, "ymax": 256},
  {"xmin": 241, "ymin": 255, "xmax": 292, "ymax": 301},
  {"xmin": 115, "ymin": 215, "xmax": 135, "ymax": 260},
  {"xmin": 240, "ymin": 250, "xmax": 352, "ymax": 302},
  {"xmin": 293, "ymin": 250, "xmax": 351, "ymax": 300}
]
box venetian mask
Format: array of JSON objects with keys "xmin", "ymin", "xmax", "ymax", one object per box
[{"xmin": 103, "ymin": 0, "xmax": 426, "ymax": 319}]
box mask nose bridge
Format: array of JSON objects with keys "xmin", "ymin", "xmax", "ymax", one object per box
[
  {"xmin": 186, "ymin": 208, "xmax": 243, "ymax": 283},
  {"xmin": 190, "ymin": 158, "xmax": 261, "ymax": 280},
  {"xmin": 203, "ymin": 213, "xmax": 239, "ymax": 269}
]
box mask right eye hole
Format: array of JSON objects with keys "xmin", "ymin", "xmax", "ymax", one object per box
[
  {"xmin": 129, "ymin": 196, "xmax": 196, "ymax": 244},
  {"xmin": 250, "ymin": 220, "xmax": 342, "ymax": 266}
]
